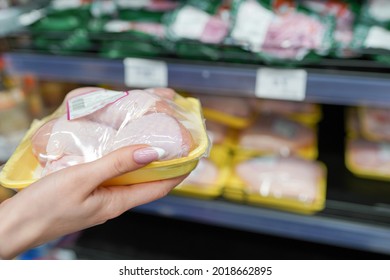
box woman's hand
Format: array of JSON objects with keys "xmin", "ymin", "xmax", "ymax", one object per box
[{"xmin": 0, "ymin": 145, "xmax": 186, "ymax": 259}]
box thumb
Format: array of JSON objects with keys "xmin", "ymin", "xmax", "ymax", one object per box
[{"xmin": 81, "ymin": 145, "xmax": 165, "ymax": 188}]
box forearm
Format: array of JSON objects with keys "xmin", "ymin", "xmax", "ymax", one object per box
[{"xmin": 0, "ymin": 197, "xmax": 45, "ymax": 259}]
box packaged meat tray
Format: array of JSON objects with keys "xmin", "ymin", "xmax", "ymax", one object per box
[
  {"xmin": 358, "ymin": 106, "xmax": 390, "ymax": 142},
  {"xmin": 172, "ymin": 144, "xmax": 230, "ymax": 199},
  {"xmin": 0, "ymin": 87, "xmax": 209, "ymax": 189},
  {"xmin": 193, "ymin": 95, "xmax": 256, "ymax": 129},
  {"xmin": 235, "ymin": 114, "xmax": 318, "ymax": 160},
  {"xmin": 346, "ymin": 138, "xmax": 390, "ymax": 181},
  {"xmin": 250, "ymin": 98, "xmax": 322, "ymax": 125},
  {"xmin": 223, "ymin": 155, "xmax": 327, "ymax": 214}
]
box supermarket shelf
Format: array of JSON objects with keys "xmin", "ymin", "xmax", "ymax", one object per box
[
  {"xmin": 4, "ymin": 52, "xmax": 390, "ymax": 107},
  {"xmin": 134, "ymin": 195, "xmax": 390, "ymax": 255}
]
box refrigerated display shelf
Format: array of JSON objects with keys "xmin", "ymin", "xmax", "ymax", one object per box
[
  {"xmin": 4, "ymin": 52, "xmax": 390, "ymax": 108},
  {"xmin": 3, "ymin": 53, "xmax": 390, "ymax": 256},
  {"xmin": 134, "ymin": 195, "xmax": 390, "ymax": 255}
]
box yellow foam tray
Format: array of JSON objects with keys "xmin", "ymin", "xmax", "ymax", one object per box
[
  {"xmin": 223, "ymin": 154, "xmax": 327, "ymax": 215},
  {"xmin": 0, "ymin": 96, "xmax": 209, "ymax": 189}
]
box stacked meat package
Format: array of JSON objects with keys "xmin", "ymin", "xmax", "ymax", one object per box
[
  {"xmin": 225, "ymin": 97, "xmax": 326, "ymax": 214},
  {"xmin": 345, "ymin": 106, "xmax": 390, "ymax": 180},
  {"xmin": 0, "ymin": 87, "xmax": 209, "ymax": 189},
  {"xmin": 174, "ymin": 94, "xmax": 327, "ymax": 214},
  {"xmin": 172, "ymin": 95, "xmax": 247, "ymax": 199}
]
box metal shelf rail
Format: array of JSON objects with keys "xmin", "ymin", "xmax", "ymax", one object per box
[
  {"xmin": 4, "ymin": 52, "xmax": 390, "ymax": 107},
  {"xmin": 135, "ymin": 195, "xmax": 390, "ymax": 255}
]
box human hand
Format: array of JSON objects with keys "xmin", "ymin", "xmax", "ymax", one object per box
[{"xmin": 0, "ymin": 145, "xmax": 187, "ymax": 259}]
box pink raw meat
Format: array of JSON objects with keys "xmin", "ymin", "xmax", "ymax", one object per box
[
  {"xmin": 238, "ymin": 115, "xmax": 315, "ymax": 156},
  {"xmin": 179, "ymin": 158, "xmax": 219, "ymax": 187},
  {"xmin": 347, "ymin": 139, "xmax": 390, "ymax": 175},
  {"xmin": 236, "ymin": 157, "xmax": 322, "ymax": 203},
  {"xmin": 112, "ymin": 112, "xmax": 194, "ymax": 160},
  {"xmin": 86, "ymin": 89, "xmax": 174, "ymax": 130},
  {"xmin": 45, "ymin": 115, "xmax": 116, "ymax": 162},
  {"xmin": 262, "ymin": 11, "xmax": 325, "ymax": 59},
  {"xmin": 201, "ymin": 16, "xmax": 229, "ymax": 44},
  {"xmin": 360, "ymin": 107, "xmax": 390, "ymax": 141}
]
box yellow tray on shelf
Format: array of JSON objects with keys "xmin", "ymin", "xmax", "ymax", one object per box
[
  {"xmin": 172, "ymin": 144, "xmax": 231, "ymax": 199},
  {"xmin": 223, "ymin": 154, "xmax": 327, "ymax": 215}
]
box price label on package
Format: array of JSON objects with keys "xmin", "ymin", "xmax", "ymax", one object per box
[
  {"xmin": 124, "ymin": 58, "xmax": 168, "ymax": 88},
  {"xmin": 255, "ymin": 68, "xmax": 307, "ymax": 101}
]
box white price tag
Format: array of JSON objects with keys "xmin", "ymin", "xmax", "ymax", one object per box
[
  {"xmin": 255, "ymin": 68, "xmax": 307, "ymax": 101},
  {"xmin": 67, "ymin": 89, "xmax": 128, "ymax": 120},
  {"xmin": 124, "ymin": 58, "xmax": 168, "ymax": 88}
]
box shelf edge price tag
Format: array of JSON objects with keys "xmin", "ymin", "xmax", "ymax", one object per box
[
  {"xmin": 124, "ymin": 58, "xmax": 168, "ymax": 88},
  {"xmin": 255, "ymin": 68, "xmax": 307, "ymax": 101}
]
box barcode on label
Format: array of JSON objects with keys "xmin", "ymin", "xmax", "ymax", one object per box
[
  {"xmin": 67, "ymin": 89, "xmax": 128, "ymax": 120},
  {"xmin": 70, "ymin": 98, "xmax": 86, "ymax": 111}
]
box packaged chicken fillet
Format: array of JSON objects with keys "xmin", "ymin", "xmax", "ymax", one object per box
[
  {"xmin": 250, "ymin": 99, "xmax": 322, "ymax": 125},
  {"xmin": 164, "ymin": 1, "xmax": 230, "ymax": 60},
  {"xmin": 224, "ymin": 155, "xmax": 327, "ymax": 214},
  {"xmin": 229, "ymin": 0, "xmax": 334, "ymax": 64},
  {"xmin": 235, "ymin": 114, "xmax": 318, "ymax": 160},
  {"xmin": 172, "ymin": 144, "xmax": 230, "ymax": 199},
  {"xmin": 346, "ymin": 138, "xmax": 390, "ymax": 181},
  {"xmin": 0, "ymin": 87, "xmax": 210, "ymax": 189},
  {"xmin": 193, "ymin": 95, "xmax": 256, "ymax": 129},
  {"xmin": 358, "ymin": 106, "xmax": 390, "ymax": 142},
  {"xmin": 301, "ymin": 0, "xmax": 359, "ymax": 58}
]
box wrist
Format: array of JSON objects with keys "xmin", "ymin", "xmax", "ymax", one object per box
[{"xmin": 0, "ymin": 197, "xmax": 46, "ymax": 259}]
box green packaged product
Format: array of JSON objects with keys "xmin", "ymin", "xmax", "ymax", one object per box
[
  {"xmin": 229, "ymin": 0, "xmax": 335, "ymax": 64},
  {"xmin": 164, "ymin": 1, "xmax": 229, "ymax": 60},
  {"xmin": 301, "ymin": 0, "xmax": 360, "ymax": 58},
  {"xmin": 360, "ymin": 0, "xmax": 390, "ymax": 29},
  {"xmin": 100, "ymin": 40, "xmax": 168, "ymax": 59},
  {"xmin": 350, "ymin": 24, "xmax": 390, "ymax": 64}
]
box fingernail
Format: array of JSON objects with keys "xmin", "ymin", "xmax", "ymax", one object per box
[{"xmin": 133, "ymin": 147, "xmax": 165, "ymax": 164}]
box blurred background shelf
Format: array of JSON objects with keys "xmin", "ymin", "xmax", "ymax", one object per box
[
  {"xmin": 4, "ymin": 52, "xmax": 390, "ymax": 107},
  {"xmin": 133, "ymin": 194, "xmax": 390, "ymax": 255}
]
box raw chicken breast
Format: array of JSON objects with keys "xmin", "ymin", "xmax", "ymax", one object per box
[
  {"xmin": 46, "ymin": 115, "xmax": 116, "ymax": 159},
  {"xmin": 112, "ymin": 112, "xmax": 194, "ymax": 160},
  {"xmin": 347, "ymin": 139, "xmax": 390, "ymax": 175},
  {"xmin": 86, "ymin": 89, "xmax": 174, "ymax": 130},
  {"xmin": 178, "ymin": 158, "xmax": 219, "ymax": 188},
  {"xmin": 360, "ymin": 107, "xmax": 390, "ymax": 141},
  {"xmin": 31, "ymin": 87, "xmax": 197, "ymax": 175},
  {"xmin": 236, "ymin": 157, "xmax": 322, "ymax": 203},
  {"xmin": 238, "ymin": 115, "xmax": 315, "ymax": 156}
]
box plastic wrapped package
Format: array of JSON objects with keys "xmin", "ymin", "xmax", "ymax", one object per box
[
  {"xmin": 194, "ymin": 95, "xmax": 255, "ymax": 129},
  {"xmin": 360, "ymin": 0, "xmax": 390, "ymax": 29},
  {"xmin": 0, "ymin": 87, "xmax": 209, "ymax": 189},
  {"xmin": 346, "ymin": 138, "xmax": 390, "ymax": 181},
  {"xmin": 224, "ymin": 155, "xmax": 327, "ymax": 214},
  {"xmin": 229, "ymin": 0, "xmax": 334, "ymax": 63},
  {"xmin": 236, "ymin": 114, "xmax": 318, "ymax": 159},
  {"xmin": 358, "ymin": 106, "xmax": 390, "ymax": 142},
  {"xmin": 301, "ymin": 0, "xmax": 359, "ymax": 57},
  {"xmin": 95, "ymin": 0, "xmax": 175, "ymax": 58},
  {"xmin": 350, "ymin": 24, "xmax": 390, "ymax": 64},
  {"xmin": 117, "ymin": 0, "xmax": 178, "ymax": 22},
  {"xmin": 249, "ymin": 98, "xmax": 322, "ymax": 125},
  {"xmin": 165, "ymin": 1, "xmax": 230, "ymax": 60},
  {"xmin": 98, "ymin": 20, "xmax": 170, "ymax": 58},
  {"xmin": 172, "ymin": 144, "xmax": 230, "ymax": 199}
]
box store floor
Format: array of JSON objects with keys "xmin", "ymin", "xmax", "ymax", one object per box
[{"xmin": 71, "ymin": 211, "xmax": 388, "ymax": 260}]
